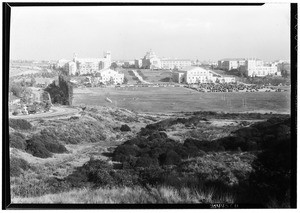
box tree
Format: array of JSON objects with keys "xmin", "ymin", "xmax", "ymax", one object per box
[
  {"xmin": 123, "ymin": 77, "xmax": 128, "ymax": 84},
  {"xmin": 110, "ymin": 62, "xmax": 118, "ymax": 70},
  {"xmin": 10, "ymin": 83, "xmax": 23, "ymax": 98},
  {"xmin": 281, "ymin": 70, "xmax": 289, "ymax": 78}
]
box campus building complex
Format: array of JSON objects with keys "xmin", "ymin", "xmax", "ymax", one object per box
[
  {"xmin": 218, "ymin": 58, "xmax": 281, "ymax": 77},
  {"xmin": 57, "ymin": 51, "xmax": 112, "ymax": 76},
  {"xmin": 173, "ymin": 66, "xmax": 235, "ymax": 84},
  {"xmin": 135, "ymin": 50, "xmax": 192, "ymax": 70}
]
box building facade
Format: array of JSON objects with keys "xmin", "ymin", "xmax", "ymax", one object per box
[
  {"xmin": 161, "ymin": 59, "xmax": 192, "ymax": 70},
  {"xmin": 173, "ymin": 66, "xmax": 235, "ymax": 84},
  {"xmin": 239, "ymin": 59, "xmax": 280, "ymax": 77},
  {"xmin": 58, "ymin": 51, "xmax": 112, "ymax": 76},
  {"xmin": 218, "ymin": 58, "xmax": 246, "ymax": 71},
  {"xmin": 95, "ymin": 68, "xmax": 124, "ymax": 85}
]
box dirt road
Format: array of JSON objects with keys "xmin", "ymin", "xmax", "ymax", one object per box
[{"xmin": 10, "ymin": 106, "xmax": 80, "ymax": 120}]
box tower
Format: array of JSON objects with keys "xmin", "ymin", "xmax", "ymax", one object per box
[
  {"xmin": 104, "ymin": 51, "xmax": 111, "ymax": 61},
  {"xmin": 73, "ymin": 53, "xmax": 77, "ymax": 63}
]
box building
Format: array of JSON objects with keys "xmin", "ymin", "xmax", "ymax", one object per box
[
  {"xmin": 141, "ymin": 50, "xmax": 161, "ymax": 69},
  {"xmin": 139, "ymin": 50, "xmax": 192, "ymax": 70},
  {"xmin": 239, "ymin": 59, "xmax": 280, "ymax": 77},
  {"xmin": 58, "ymin": 51, "xmax": 112, "ymax": 76},
  {"xmin": 218, "ymin": 58, "xmax": 246, "ymax": 71},
  {"xmin": 134, "ymin": 59, "xmax": 143, "ymax": 68},
  {"xmin": 95, "ymin": 68, "xmax": 124, "ymax": 85},
  {"xmin": 172, "ymin": 66, "xmax": 235, "ymax": 84},
  {"xmin": 160, "ymin": 59, "xmax": 192, "ymax": 70}
]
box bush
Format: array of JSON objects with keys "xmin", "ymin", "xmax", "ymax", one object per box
[
  {"xmin": 218, "ymin": 136, "xmax": 247, "ymax": 151},
  {"xmin": 9, "ymin": 119, "xmax": 32, "ymax": 130},
  {"xmin": 112, "ymin": 145, "xmax": 140, "ymax": 162},
  {"xmin": 249, "ymin": 137, "xmax": 291, "ymax": 206},
  {"xmin": 184, "ymin": 138, "xmax": 224, "ymax": 152},
  {"xmin": 28, "ymin": 133, "xmax": 67, "ymax": 154},
  {"xmin": 25, "ymin": 139, "xmax": 52, "ymax": 158},
  {"xmin": 159, "ymin": 150, "xmax": 181, "ymax": 165},
  {"xmin": 120, "ymin": 124, "xmax": 131, "ymax": 132},
  {"xmin": 9, "ymin": 132, "xmax": 27, "ymax": 150},
  {"xmin": 10, "ymin": 157, "xmax": 31, "ymax": 177}
]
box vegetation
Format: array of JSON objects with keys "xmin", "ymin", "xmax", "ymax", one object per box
[
  {"xmin": 10, "ymin": 157, "xmax": 31, "ymax": 177},
  {"xmin": 9, "ymin": 119, "xmax": 32, "ymax": 130},
  {"xmin": 45, "ymin": 74, "xmax": 73, "ymax": 105},
  {"xmin": 8, "ymin": 105, "xmax": 292, "ymax": 206}
]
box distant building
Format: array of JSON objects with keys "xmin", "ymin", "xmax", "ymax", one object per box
[
  {"xmin": 218, "ymin": 58, "xmax": 246, "ymax": 71},
  {"xmin": 239, "ymin": 59, "xmax": 280, "ymax": 77},
  {"xmin": 139, "ymin": 50, "xmax": 192, "ymax": 70},
  {"xmin": 58, "ymin": 51, "xmax": 112, "ymax": 76},
  {"xmin": 219, "ymin": 58, "xmax": 281, "ymax": 77},
  {"xmin": 134, "ymin": 59, "xmax": 143, "ymax": 68},
  {"xmin": 161, "ymin": 59, "xmax": 192, "ymax": 70},
  {"xmin": 95, "ymin": 68, "xmax": 124, "ymax": 85},
  {"xmin": 173, "ymin": 66, "xmax": 235, "ymax": 84},
  {"xmin": 142, "ymin": 50, "xmax": 161, "ymax": 69}
]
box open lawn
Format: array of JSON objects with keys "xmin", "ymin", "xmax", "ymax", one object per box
[{"xmin": 73, "ymin": 87, "xmax": 290, "ymax": 114}]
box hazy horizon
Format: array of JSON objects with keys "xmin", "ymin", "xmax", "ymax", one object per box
[{"xmin": 10, "ymin": 4, "xmax": 290, "ymax": 62}]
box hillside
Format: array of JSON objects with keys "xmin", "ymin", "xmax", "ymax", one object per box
[{"xmin": 9, "ymin": 106, "xmax": 291, "ymax": 207}]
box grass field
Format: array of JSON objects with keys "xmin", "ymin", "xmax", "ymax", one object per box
[{"xmin": 73, "ymin": 87, "xmax": 290, "ymax": 114}]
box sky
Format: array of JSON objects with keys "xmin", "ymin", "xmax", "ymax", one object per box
[{"xmin": 10, "ymin": 4, "xmax": 291, "ymax": 61}]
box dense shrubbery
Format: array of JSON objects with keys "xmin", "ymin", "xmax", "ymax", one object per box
[
  {"xmin": 120, "ymin": 124, "xmax": 131, "ymax": 132},
  {"xmin": 10, "ymin": 157, "xmax": 31, "ymax": 177},
  {"xmin": 9, "ymin": 132, "xmax": 27, "ymax": 150},
  {"xmin": 66, "ymin": 159, "xmax": 139, "ymax": 188},
  {"xmin": 9, "ymin": 119, "xmax": 32, "ymax": 130},
  {"xmin": 25, "ymin": 131, "xmax": 67, "ymax": 158}
]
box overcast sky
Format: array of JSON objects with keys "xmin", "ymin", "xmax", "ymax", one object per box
[{"xmin": 10, "ymin": 4, "xmax": 290, "ymax": 61}]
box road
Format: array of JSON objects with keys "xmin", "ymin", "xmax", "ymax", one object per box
[
  {"xmin": 131, "ymin": 70, "xmax": 152, "ymax": 84},
  {"xmin": 10, "ymin": 106, "xmax": 80, "ymax": 120}
]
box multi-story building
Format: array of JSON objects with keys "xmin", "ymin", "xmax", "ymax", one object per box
[
  {"xmin": 140, "ymin": 50, "xmax": 192, "ymax": 70},
  {"xmin": 218, "ymin": 58, "xmax": 246, "ymax": 71},
  {"xmin": 239, "ymin": 59, "xmax": 280, "ymax": 77},
  {"xmin": 141, "ymin": 50, "xmax": 161, "ymax": 69},
  {"xmin": 59, "ymin": 51, "xmax": 112, "ymax": 75},
  {"xmin": 160, "ymin": 59, "xmax": 192, "ymax": 70},
  {"xmin": 173, "ymin": 66, "xmax": 235, "ymax": 84}
]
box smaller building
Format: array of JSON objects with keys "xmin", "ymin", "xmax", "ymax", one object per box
[{"xmin": 95, "ymin": 68, "xmax": 124, "ymax": 85}]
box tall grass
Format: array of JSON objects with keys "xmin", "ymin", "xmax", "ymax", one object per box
[{"xmin": 12, "ymin": 185, "xmax": 235, "ymax": 204}]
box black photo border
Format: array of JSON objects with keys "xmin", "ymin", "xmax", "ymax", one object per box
[{"xmin": 2, "ymin": 1, "xmax": 297, "ymax": 209}]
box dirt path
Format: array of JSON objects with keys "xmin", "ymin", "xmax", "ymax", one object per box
[
  {"xmin": 11, "ymin": 106, "xmax": 80, "ymax": 120},
  {"xmin": 131, "ymin": 70, "xmax": 152, "ymax": 84}
]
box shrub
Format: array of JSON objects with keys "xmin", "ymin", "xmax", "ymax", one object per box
[
  {"xmin": 29, "ymin": 133, "xmax": 67, "ymax": 154},
  {"xmin": 135, "ymin": 156, "xmax": 159, "ymax": 168},
  {"xmin": 9, "ymin": 119, "xmax": 32, "ymax": 130},
  {"xmin": 25, "ymin": 139, "xmax": 52, "ymax": 158},
  {"xmin": 10, "ymin": 157, "xmax": 31, "ymax": 177},
  {"xmin": 120, "ymin": 124, "xmax": 131, "ymax": 132},
  {"xmin": 249, "ymin": 137, "xmax": 291, "ymax": 206},
  {"xmin": 184, "ymin": 138, "xmax": 224, "ymax": 152},
  {"xmin": 159, "ymin": 150, "xmax": 181, "ymax": 166},
  {"xmin": 112, "ymin": 145, "xmax": 140, "ymax": 162},
  {"xmin": 9, "ymin": 132, "xmax": 27, "ymax": 150},
  {"xmin": 218, "ymin": 136, "xmax": 247, "ymax": 151}
]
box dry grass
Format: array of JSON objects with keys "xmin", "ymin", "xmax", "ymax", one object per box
[{"xmin": 12, "ymin": 185, "xmax": 235, "ymax": 204}]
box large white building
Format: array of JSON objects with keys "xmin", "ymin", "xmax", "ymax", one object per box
[
  {"xmin": 58, "ymin": 51, "xmax": 112, "ymax": 75},
  {"xmin": 218, "ymin": 58, "xmax": 246, "ymax": 71},
  {"xmin": 95, "ymin": 68, "xmax": 124, "ymax": 85},
  {"xmin": 173, "ymin": 66, "xmax": 235, "ymax": 84},
  {"xmin": 240, "ymin": 59, "xmax": 281, "ymax": 77},
  {"xmin": 161, "ymin": 59, "xmax": 192, "ymax": 70},
  {"xmin": 136, "ymin": 50, "xmax": 192, "ymax": 70},
  {"xmin": 218, "ymin": 58, "xmax": 281, "ymax": 77}
]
